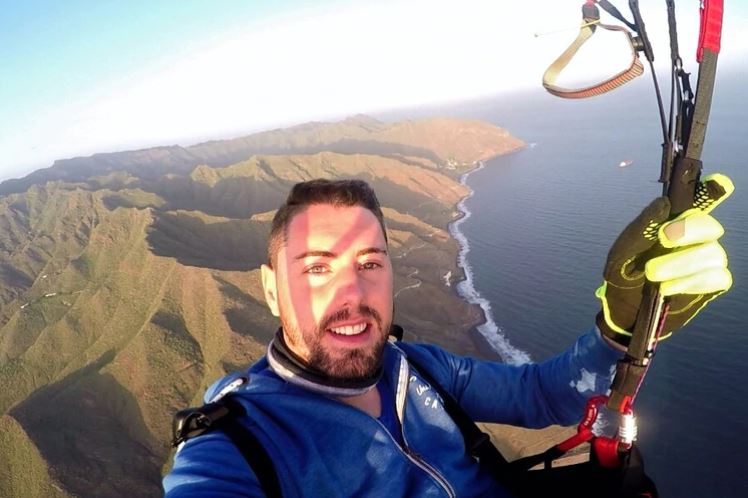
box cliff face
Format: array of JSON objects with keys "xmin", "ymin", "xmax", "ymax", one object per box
[{"xmin": 0, "ymin": 115, "xmax": 523, "ymax": 497}]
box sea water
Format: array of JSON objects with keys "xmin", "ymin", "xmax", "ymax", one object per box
[{"xmin": 382, "ymin": 64, "xmax": 748, "ymax": 497}]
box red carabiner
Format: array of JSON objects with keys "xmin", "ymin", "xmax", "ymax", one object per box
[
  {"xmin": 556, "ymin": 395, "xmax": 631, "ymax": 468},
  {"xmin": 556, "ymin": 395, "xmax": 608, "ymax": 452}
]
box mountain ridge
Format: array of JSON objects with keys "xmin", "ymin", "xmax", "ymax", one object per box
[
  {"xmin": 1, "ymin": 116, "xmax": 522, "ymax": 197},
  {"xmin": 0, "ymin": 115, "xmax": 524, "ymax": 497}
]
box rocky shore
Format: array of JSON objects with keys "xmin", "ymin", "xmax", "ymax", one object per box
[{"xmin": 448, "ymin": 159, "xmax": 580, "ymax": 463}]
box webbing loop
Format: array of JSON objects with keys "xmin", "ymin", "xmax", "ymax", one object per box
[{"xmin": 542, "ymin": 16, "xmax": 643, "ymax": 99}]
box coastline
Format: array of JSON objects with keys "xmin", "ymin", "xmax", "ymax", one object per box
[
  {"xmin": 447, "ymin": 159, "xmax": 531, "ymax": 365},
  {"xmin": 449, "ymin": 157, "xmax": 578, "ymax": 461}
]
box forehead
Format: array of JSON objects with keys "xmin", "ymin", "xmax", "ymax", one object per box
[{"xmin": 285, "ymin": 204, "xmax": 386, "ymax": 253}]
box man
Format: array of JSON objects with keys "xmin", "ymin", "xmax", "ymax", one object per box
[{"xmin": 164, "ymin": 177, "xmax": 732, "ymax": 497}]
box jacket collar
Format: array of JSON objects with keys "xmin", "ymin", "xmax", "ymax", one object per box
[{"xmin": 265, "ymin": 328, "xmax": 384, "ymax": 397}]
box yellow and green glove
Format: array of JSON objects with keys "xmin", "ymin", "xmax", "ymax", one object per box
[{"xmin": 596, "ymin": 173, "xmax": 734, "ymax": 347}]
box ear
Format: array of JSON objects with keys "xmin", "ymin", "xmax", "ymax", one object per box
[{"xmin": 261, "ymin": 264, "xmax": 280, "ymax": 317}]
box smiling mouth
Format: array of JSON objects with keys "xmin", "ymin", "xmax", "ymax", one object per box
[{"xmin": 328, "ymin": 322, "xmax": 368, "ymax": 336}]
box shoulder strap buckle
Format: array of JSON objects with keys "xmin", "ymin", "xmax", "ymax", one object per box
[{"xmin": 171, "ymin": 401, "xmax": 232, "ymax": 447}]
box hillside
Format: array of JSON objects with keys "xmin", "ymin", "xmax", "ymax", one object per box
[
  {"xmin": 0, "ymin": 115, "xmax": 522, "ymax": 196},
  {"xmin": 0, "ymin": 115, "xmax": 523, "ymax": 497}
]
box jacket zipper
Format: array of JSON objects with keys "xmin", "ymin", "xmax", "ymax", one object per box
[
  {"xmin": 401, "ymin": 443, "xmax": 457, "ymax": 498},
  {"xmin": 389, "ymin": 354, "xmax": 457, "ymax": 498},
  {"xmin": 373, "ymin": 417, "xmax": 456, "ymax": 498}
]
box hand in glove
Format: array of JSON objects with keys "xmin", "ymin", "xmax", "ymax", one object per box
[{"xmin": 596, "ymin": 174, "xmax": 734, "ymax": 348}]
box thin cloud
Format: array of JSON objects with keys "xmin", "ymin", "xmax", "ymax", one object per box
[{"xmin": 1, "ymin": 0, "xmax": 745, "ymax": 180}]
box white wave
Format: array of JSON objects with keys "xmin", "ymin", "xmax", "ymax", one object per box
[{"xmin": 449, "ymin": 162, "xmax": 532, "ymax": 366}]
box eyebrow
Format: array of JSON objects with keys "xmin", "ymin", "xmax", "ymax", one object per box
[{"xmin": 294, "ymin": 247, "xmax": 388, "ymax": 260}]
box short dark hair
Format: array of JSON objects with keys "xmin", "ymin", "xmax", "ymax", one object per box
[{"xmin": 267, "ymin": 179, "xmax": 387, "ymax": 266}]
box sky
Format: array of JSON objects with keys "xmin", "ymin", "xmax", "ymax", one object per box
[{"xmin": 1, "ymin": 0, "xmax": 747, "ymax": 181}]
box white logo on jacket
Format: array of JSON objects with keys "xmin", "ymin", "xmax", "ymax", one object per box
[
  {"xmin": 569, "ymin": 368, "xmax": 597, "ymax": 394},
  {"xmin": 410, "ymin": 375, "xmax": 441, "ymax": 410}
]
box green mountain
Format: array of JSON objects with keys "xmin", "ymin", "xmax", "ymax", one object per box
[{"xmin": 0, "ymin": 115, "xmax": 524, "ymax": 497}]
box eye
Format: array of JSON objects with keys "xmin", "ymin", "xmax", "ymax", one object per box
[
  {"xmin": 360, "ymin": 261, "xmax": 382, "ymax": 271},
  {"xmin": 304, "ymin": 264, "xmax": 329, "ymax": 275}
]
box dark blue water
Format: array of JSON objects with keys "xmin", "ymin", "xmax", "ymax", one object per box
[{"xmin": 378, "ymin": 65, "xmax": 748, "ymax": 497}]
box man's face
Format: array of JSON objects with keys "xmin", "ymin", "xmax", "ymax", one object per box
[{"xmin": 261, "ymin": 204, "xmax": 393, "ymax": 380}]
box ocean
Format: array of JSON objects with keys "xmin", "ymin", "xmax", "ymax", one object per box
[{"xmin": 381, "ymin": 65, "xmax": 748, "ymax": 496}]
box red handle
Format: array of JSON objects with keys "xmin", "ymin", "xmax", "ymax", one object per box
[{"xmin": 697, "ymin": 0, "xmax": 723, "ymax": 61}]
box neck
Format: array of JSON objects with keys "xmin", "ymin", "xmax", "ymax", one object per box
[
  {"xmin": 266, "ymin": 329, "xmax": 382, "ymax": 397},
  {"xmin": 336, "ymin": 387, "xmax": 382, "ymax": 417}
]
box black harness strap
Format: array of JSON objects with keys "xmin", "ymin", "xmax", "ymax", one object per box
[
  {"xmin": 220, "ymin": 397, "xmax": 283, "ymax": 497},
  {"xmin": 172, "ymin": 395, "xmax": 283, "ymax": 497},
  {"xmin": 390, "ymin": 324, "xmax": 508, "ymax": 468},
  {"xmin": 404, "ymin": 355, "xmax": 510, "ymax": 469},
  {"xmin": 596, "ymin": 0, "xmax": 636, "ymax": 31}
]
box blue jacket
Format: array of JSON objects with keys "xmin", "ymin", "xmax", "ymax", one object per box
[{"xmin": 164, "ymin": 329, "xmax": 621, "ymax": 497}]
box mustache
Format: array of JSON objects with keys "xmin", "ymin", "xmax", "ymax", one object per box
[{"xmin": 319, "ymin": 305, "xmax": 382, "ymax": 332}]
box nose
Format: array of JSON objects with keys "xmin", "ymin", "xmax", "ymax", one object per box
[{"xmin": 333, "ymin": 265, "xmax": 366, "ymax": 306}]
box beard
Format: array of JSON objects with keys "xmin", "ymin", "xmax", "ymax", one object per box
[{"xmin": 281, "ymin": 304, "xmax": 390, "ymax": 381}]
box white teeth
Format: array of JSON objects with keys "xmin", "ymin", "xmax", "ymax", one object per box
[{"xmin": 329, "ymin": 323, "xmax": 367, "ymax": 336}]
